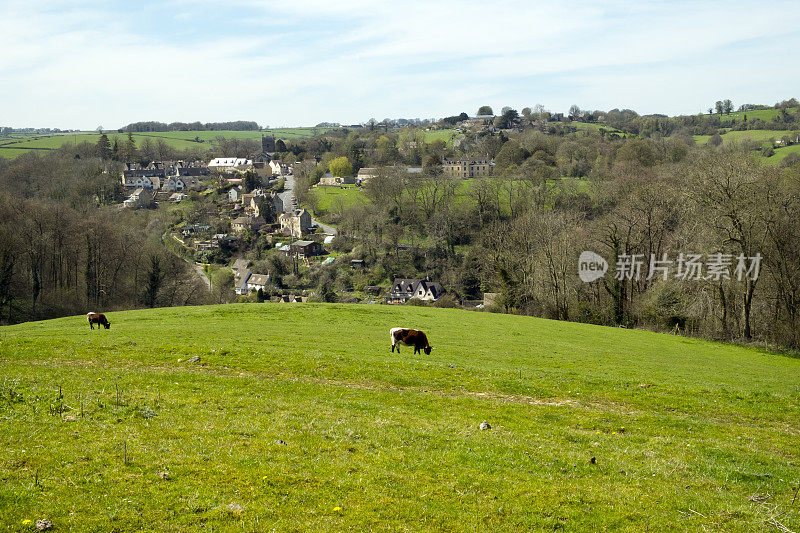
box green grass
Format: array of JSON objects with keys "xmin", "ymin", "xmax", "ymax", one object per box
[
  {"xmin": 693, "ymin": 130, "xmax": 793, "ymax": 147},
  {"xmin": 1, "ymin": 303, "xmax": 798, "ymax": 531},
  {"xmin": 710, "ymin": 107, "xmax": 798, "ymax": 123},
  {"xmin": 0, "ymin": 128, "xmax": 333, "ymax": 159},
  {"xmin": 768, "ymin": 143, "xmax": 800, "ymax": 164},
  {"xmin": 423, "ymin": 129, "xmax": 460, "ymax": 146},
  {"xmin": 311, "ymin": 185, "xmax": 367, "ymax": 216},
  {"xmin": 693, "ymin": 130, "xmax": 800, "ymax": 165}
]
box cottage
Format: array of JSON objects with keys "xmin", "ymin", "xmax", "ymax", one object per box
[
  {"xmin": 289, "ymin": 240, "xmax": 325, "ymax": 258},
  {"xmin": 247, "ymin": 193, "xmax": 283, "ymax": 221},
  {"xmin": 319, "ymin": 173, "xmax": 355, "ymax": 186},
  {"xmin": 123, "ymin": 188, "xmax": 155, "ymax": 209},
  {"xmin": 268, "ymin": 160, "xmax": 293, "ymax": 176},
  {"xmin": 163, "ymin": 176, "xmax": 186, "ymax": 192},
  {"xmin": 387, "ymin": 278, "xmax": 444, "ymax": 303},
  {"xmin": 235, "ymin": 270, "xmax": 252, "ymax": 295},
  {"xmin": 231, "ymin": 258, "xmax": 250, "ymax": 278},
  {"xmin": 228, "ymin": 186, "xmax": 243, "ymax": 202},
  {"xmin": 245, "ymin": 273, "xmax": 270, "ymax": 293},
  {"xmin": 279, "ymin": 209, "xmax": 312, "ymax": 237},
  {"xmin": 231, "ymin": 216, "xmax": 265, "ymax": 234}
]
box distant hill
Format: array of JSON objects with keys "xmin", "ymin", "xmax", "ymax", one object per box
[{"xmin": 0, "ymin": 128, "xmax": 333, "ymax": 159}]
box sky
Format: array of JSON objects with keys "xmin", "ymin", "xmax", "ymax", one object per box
[{"xmin": 2, "ymin": 0, "xmax": 800, "ymax": 129}]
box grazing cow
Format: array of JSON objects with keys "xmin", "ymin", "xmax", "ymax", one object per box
[
  {"xmin": 390, "ymin": 327, "xmax": 432, "ymax": 355},
  {"xmin": 87, "ymin": 312, "xmax": 111, "ymax": 330}
]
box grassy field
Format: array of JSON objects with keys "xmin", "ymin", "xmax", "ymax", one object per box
[
  {"xmin": 769, "ymin": 143, "xmax": 800, "ymax": 164},
  {"xmin": 423, "ymin": 130, "xmax": 460, "ymax": 146},
  {"xmin": 0, "ymin": 128, "xmax": 333, "ymax": 160},
  {"xmin": 693, "ymin": 130, "xmax": 796, "ymax": 147},
  {"xmin": 1, "ymin": 303, "xmax": 798, "ymax": 531},
  {"xmin": 311, "ymin": 185, "xmax": 367, "ymax": 216},
  {"xmin": 693, "ymin": 130, "xmax": 800, "ymax": 165},
  {"xmin": 711, "ymin": 107, "xmax": 798, "ymax": 123}
]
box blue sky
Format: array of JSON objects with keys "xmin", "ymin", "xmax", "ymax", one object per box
[{"xmin": 2, "ymin": 0, "xmax": 800, "ymax": 129}]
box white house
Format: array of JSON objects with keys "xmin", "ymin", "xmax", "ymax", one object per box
[
  {"xmin": 228, "ymin": 186, "xmax": 242, "ymax": 202},
  {"xmin": 123, "ymin": 188, "xmax": 154, "ymax": 209},
  {"xmin": 269, "ymin": 160, "xmax": 292, "ymax": 176},
  {"xmin": 163, "ymin": 177, "xmax": 186, "ymax": 192},
  {"xmin": 245, "ymin": 273, "xmax": 270, "ymax": 293}
]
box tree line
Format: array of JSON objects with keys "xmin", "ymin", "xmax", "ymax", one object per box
[
  {"xmin": 0, "ymin": 149, "xmax": 210, "ymax": 324},
  {"xmin": 122, "ymin": 121, "xmax": 261, "ymax": 132}
]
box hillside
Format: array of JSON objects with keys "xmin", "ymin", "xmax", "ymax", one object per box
[
  {"xmin": 0, "ymin": 128, "xmax": 332, "ymax": 160},
  {"xmin": 2, "ymin": 304, "xmax": 798, "ymax": 531}
]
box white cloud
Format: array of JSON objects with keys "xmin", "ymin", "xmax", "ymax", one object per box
[{"xmin": 1, "ymin": 0, "xmax": 799, "ymax": 127}]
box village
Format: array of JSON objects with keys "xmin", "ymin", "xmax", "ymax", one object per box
[{"xmin": 117, "ymin": 134, "xmax": 495, "ymax": 305}]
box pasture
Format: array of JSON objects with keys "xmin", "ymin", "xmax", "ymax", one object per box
[{"xmin": 1, "ymin": 303, "xmax": 798, "ymax": 531}]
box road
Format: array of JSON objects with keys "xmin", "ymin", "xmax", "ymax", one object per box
[
  {"xmin": 278, "ymin": 173, "xmax": 336, "ymax": 235},
  {"xmin": 192, "ymin": 262, "xmax": 212, "ymax": 290},
  {"xmin": 162, "ymin": 231, "xmax": 212, "ymax": 290}
]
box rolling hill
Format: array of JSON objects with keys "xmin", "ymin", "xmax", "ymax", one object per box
[
  {"xmin": 0, "ymin": 128, "xmax": 333, "ymax": 160},
  {"xmin": 1, "ymin": 303, "xmax": 798, "ymax": 531}
]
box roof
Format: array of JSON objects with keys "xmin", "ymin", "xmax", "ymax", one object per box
[
  {"xmin": 232, "ymin": 258, "xmax": 250, "ymax": 272},
  {"xmin": 209, "ymin": 158, "xmax": 252, "ymax": 167},
  {"xmin": 292, "ymin": 240, "xmax": 315, "ymax": 246},
  {"xmin": 358, "ymin": 167, "xmax": 378, "ymax": 175},
  {"xmin": 247, "ymin": 273, "xmax": 270, "ymax": 286},
  {"xmin": 233, "ymin": 216, "xmax": 265, "ymax": 226}
]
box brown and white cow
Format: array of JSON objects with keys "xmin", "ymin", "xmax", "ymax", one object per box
[
  {"xmin": 390, "ymin": 327, "xmax": 432, "ymax": 355},
  {"xmin": 87, "ymin": 312, "xmax": 111, "ymax": 330}
]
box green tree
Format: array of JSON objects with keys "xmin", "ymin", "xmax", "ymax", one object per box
[
  {"xmin": 96, "ymin": 134, "xmax": 112, "ymax": 160},
  {"xmin": 142, "ymin": 254, "xmax": 163, "ymax": 308},
  {"xmin": 722, "ymin": 99, "xmax": 733, "ymax": 114},
  {"xmin": 328, "ymin": 156, "xmax": 353, "ymax": 177},
  {"xmin": 477, "ymin": 106, "xmax": 493, "ymax": 116},
  {"xmin": 242, "ymin": 170, "xmax": 261, "ymax": 193}
]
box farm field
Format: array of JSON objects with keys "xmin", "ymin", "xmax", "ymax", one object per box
[
  {"xmin": 1, "ymin": 303, "xmax": 798, "ymax": 531},
  {"xmin": 0, "ymin": 128, "xmax": 333, "ymax": 160}
]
